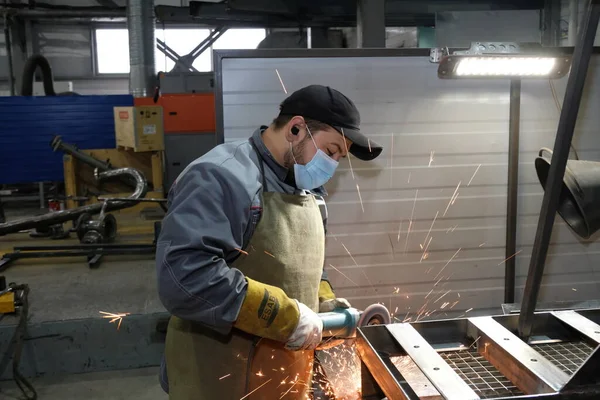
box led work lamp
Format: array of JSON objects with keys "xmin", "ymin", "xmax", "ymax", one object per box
[{"xmin": 435, "ymin": 42, "xmax": 572, "ymax": 79}]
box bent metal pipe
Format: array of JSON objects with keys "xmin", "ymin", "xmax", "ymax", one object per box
[{"xmin": 0, "ymin": 168, "xmax": 148, "ymax": 236}]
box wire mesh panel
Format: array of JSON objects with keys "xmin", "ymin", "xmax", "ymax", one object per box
[
  {"xmin": 440, "ymin": 350, "xmax": 523, "ymax": 398},
  {"xmin": 532, "ymin": 341, "xmax": 596, "ymax": 375}
]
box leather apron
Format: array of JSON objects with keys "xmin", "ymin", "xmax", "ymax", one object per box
[{"xmin": 165, "ymin": 141, "xmax": 325, "ymax": 399}]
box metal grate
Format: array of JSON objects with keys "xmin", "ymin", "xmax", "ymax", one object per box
[
  {"xmin": 532, "ymin": 341, "xmax": 595, "ymax": 375},
  {"xmin": 440, "ymin": 350, "xmax": 523, "ymax": 399}
]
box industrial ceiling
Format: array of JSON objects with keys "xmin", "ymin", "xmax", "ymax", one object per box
[{"xmin": 0, "ymin": 0, "xmax": 548, "ymax": 27}]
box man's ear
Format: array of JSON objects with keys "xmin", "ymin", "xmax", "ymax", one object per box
[{"xmin": 285, "ymin": 116, "xmax": 306, "ymax": 143}]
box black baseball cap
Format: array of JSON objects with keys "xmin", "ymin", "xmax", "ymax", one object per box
[{"xmin": 278, "ymin": 85, "xmax": 383, "ymax": 161}]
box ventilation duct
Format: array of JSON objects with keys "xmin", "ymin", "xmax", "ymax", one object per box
[{"xmin": 127, "ymin": 0, "xmax": 156, "ymax": 97}]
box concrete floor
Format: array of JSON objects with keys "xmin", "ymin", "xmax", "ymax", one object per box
[{"xmin": 1, "ymin": 367, "xmax": 167, "ymax": 400}]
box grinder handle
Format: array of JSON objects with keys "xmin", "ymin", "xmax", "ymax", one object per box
[{"xmin": 319, "ymin": 307, "xmax": 361, "ymax": 338}]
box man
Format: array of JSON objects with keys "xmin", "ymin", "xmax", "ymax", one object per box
[{"xmin": 156, "ymin": 85, "xmax": 383, "ymax": 399}]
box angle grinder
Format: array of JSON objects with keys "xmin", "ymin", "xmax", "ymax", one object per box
[{"xmin": 319, "ymin": 304, "xmax": 391, "ymax": 338}]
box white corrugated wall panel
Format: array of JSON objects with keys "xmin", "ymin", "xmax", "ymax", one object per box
[{"xmin": 220, "ymin": 54, "xmax": 600, "ymax": 321}]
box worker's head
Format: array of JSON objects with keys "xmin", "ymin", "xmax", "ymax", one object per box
[{"xmin": 273, "ymin": 85, "xmax": 383, "ymax": 189}]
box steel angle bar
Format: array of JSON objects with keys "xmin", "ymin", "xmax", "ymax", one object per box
[
  {"xmin": 468, "ymin": 316, "xmax": 569, "ymax": 394},
  {"xmin": 552, "ymin": 311, "xmax": 600, "ymax": 344},
  {"xmin": 386, "ymin": 324, "xmax": 480, "ymax": 400},
  {"xmin": 355, "ymin": 330, "xmax": 416, "ymax": 400}
]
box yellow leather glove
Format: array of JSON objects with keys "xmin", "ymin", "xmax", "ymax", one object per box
[
  {"xmin": 234, "ymin": 277, "xmax": 300, "ymax": 342},
  {"xmin": 318, "ymin": 281, "xmax": 351, "ymax": 313}
]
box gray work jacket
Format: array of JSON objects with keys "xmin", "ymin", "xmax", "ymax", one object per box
[{"xmin": 156, "ymin": 126, "xmax": 329, "ymax": 332}]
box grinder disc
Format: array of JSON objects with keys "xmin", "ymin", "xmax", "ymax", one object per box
[{"xmin": 358, "ymin": 304, "xmax": 391, "ymax": 327}]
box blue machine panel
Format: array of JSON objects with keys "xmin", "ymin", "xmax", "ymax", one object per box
[{"xmin": 0, "ymin": 95, "xmax": 134, "ymax": 184}]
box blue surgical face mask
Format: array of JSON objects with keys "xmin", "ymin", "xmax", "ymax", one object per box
[{"xmin": 292, "ymin": 127, "xmax": 339, "ymax": 190}]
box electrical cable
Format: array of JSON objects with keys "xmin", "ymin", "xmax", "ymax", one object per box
[
  {"xmin": 6, "ymin": 284, "xmax": 37, "ymax": 400},
  {"xmin": 549, "ymin": 78, "xmax": 580, "ymax": 160}
]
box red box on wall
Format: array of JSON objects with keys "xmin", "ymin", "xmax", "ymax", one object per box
[{"xmin": 134, "ymin": 93, "xmax": 215, "ymax": 134}]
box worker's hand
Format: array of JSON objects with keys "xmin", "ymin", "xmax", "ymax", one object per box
[
  {"xmin": 319, "ymin": 298, "xmax": 351, "ymax": 313},
  {"xmin": 318, "ymin": 280, "xmax": 351, "ymax": 312},
  {"xmin": 285, "ymin": 300, "xmax": 323, "ymax": 351}
]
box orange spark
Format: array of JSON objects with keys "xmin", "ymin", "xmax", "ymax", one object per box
[
  {"xmin": 467, "ymin": 164, "xmax": 482, "ymax": 186},
  {"xmin": 99, "ymin": 311, "xmax": 130, "ymax": 331},
  {"xmin": 465, "ymin": 307, "xmax": 473, "ymax": 313},
  {"xmin": 443, "ymin": 181, "xmax": 461, "ymax": 217},
  {"xmin": 368, "ymin": 138, "xmax": 372, "ymax": 153},
  {"xmin": 422, "ymin": 211, "xmax": 439, "ymax": 249},
  {"xmin": 479, "ymin": 242, "xmax": 485, "ymax": 247},
  {"xmin": 219, "ymin": 374, "xmax": 231, "ymax": 380},
  {"xmin": 239, "ymin": 379, "xmax": 272, "ymax": 400},
  {"xmin": 469, "ymin": 336, "xmax": 481, "ymax": 349},
  {"xmin": 341, "ymin": 242, "xmax": 374, "ymax": 288},
  {"xmin": 434, "ymin": 248, "xmax": 461, "ymax": 280},
  {"xmin": 434, "ymin": 289, "xmax": 451, "ymax": 303},
  {"xmin": 404, "ymin": 189, "xmax": 418, "ymax": 254},
  {"xmin": 398, "ymin": 220, "xmax": 404, "ymax": 243},
  {"xmin": 451, "ymin": 192, "xmax": 459, "ymax": 205},
  {"xmin": 341, "ymin": 128, "xmax": 354, "ymax": 180},
  {"xmin": 420, "ymin": 236, "xmax": 433, "ymax": 263},
  {"xmin": 328, "ymin": 264, "xmax": 358, "ymax": 286},
  {"xmin": 264, "ymin": 251, "xmax": 275, "ymax": 258},
  {"xmin": 356, "ymin": 184, "xmax": 364, "ymax": 213},
  {"xmin": 256, "ymin": 370, "xmax": 264, "ymax": 377},
  {"xmin": 497, "ymin": 249, "xmax": 522, "ymax": 266},
  {"xmin": 275, "ymin": 69, "xmax": 287, "ymax": 94},
  {"xmin": 235, "ymin": 248, "xmax": 249, "ymax": 255}
]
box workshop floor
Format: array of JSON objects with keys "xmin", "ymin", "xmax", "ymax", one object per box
[
  {"xmin": 1, "ymin": 206, "xmax": 163, "ymax": 325},
  {"xmin": 1, "ymin": 205, "xmax": 168, "ymax": 394},
  {"xmin": 1, "ymin": 367, "xmax": 167, "ymax": 399}
]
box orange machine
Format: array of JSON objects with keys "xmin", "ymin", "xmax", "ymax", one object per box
[
  {"xmin": 134, "ymin": 93, "xmax": 215, "ymax": 133},
  {"xmin": 134, "ymin": 92, "xmax": 217, "ymax": 191}
]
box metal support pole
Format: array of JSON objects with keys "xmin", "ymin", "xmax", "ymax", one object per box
[
  {"xmin": 156, "ymin": 38, "xmax": 198, "ymax": 72},
  {"xmin": 356, "ymin": 0, "xmax": 385, "ymax": 48},
  {"xmin": 518, "ymin": 0, "xmax": 600, "ymax": 339},
  {"xmin": 0, "ymin": 197, "xmax": 5, "ymax": 224},
  {"xmin": 569, "ymin": 0, "xmax": 580, "ymax": 46},
  {"xmin": 166, "ymin": 27, "xmax": 227, "ymax": 73},
  {"xmin": 542, "ymin": 0, "xmax": 561, "ymax": 46},
  {"xmin": 188, "ymin": 27, "xmax": 227, "ymax": 59},
  {"xmin": 3, "ymin": 13, "xmax": 15, "ymax": 96},
  {"xmin": 38, "ymin": 182, "xmax": 44, "ymax": 209},
  {"xmin": 505, "ymin": 79, "xmax": 521, "ymax": 304}
]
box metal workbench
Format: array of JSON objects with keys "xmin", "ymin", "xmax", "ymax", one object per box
[{"xmin": 355, "ymin": 1, "xmax": 600, "ymax": 398}]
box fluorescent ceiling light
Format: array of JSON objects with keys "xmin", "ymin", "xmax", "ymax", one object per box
[{"xmin": 438, "ymin": 55, "xmax": 571, "ymax": 79}]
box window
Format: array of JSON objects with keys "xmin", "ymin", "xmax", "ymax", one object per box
[
  {"xmin": 95, "ymin": 27, "xmax": 266, "ymax": 74},
  {"xmin": 212, "ymin": 29, "xmax": 266, "ymax": 50},
  {"xmin": 95, "ymin": 29, "xmax": 130, "ymax": 74},
  {"xmin": 155, "ymin": 28, "xmax": 212, "ymax": 72}
]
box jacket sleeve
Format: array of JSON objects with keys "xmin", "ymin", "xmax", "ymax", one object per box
[{"xmin": 156, "ymin": 161, "xmax": 250, "ymax": 335}]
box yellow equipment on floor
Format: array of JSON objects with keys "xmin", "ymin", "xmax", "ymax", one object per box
[{"xmin": 0, "ymin": 276, "xmax": 17, "ymax": 314}]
